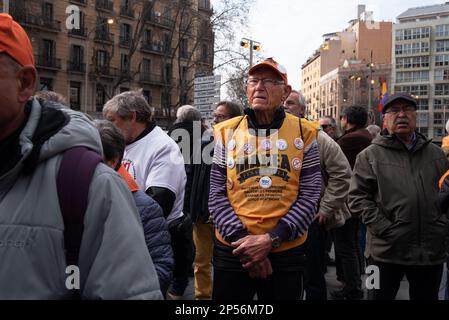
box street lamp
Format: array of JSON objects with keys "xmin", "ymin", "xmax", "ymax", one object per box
[
  {"xmin": 240, "ymin": 37, "xmax": 261, "ymax": 67},
  {"xmin": 84, "ymin": 17, "xmax": 115, "ymax": 114}
]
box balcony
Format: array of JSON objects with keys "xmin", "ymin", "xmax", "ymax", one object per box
[
  {"xmin": 67, "ymin": 61, "xmax": 86, "ymax": 73},
  {"xmin": 15, "ymin": 14, "xmax": 61, "ymax": 32},
  {"xmin": 120, "ymin": 6, "xmax": 135, "ymax": 19},
  {"xmin": 120, "ymin": 35, "xmax": 133, "ymax": 48},
  {"xmin": 139, "ymin": 72, "xmax": 168, "ymax": 86},
  {"xmin": 96, "ymin": 0, "xmax": 114, "ymax": 11},
  {"xmin": 68, "ymin": 27, "xmax": 87, "ymax": 38},
  {"xmin": 144, "ymin": 12, "xmax": 175, "ymax": 29},
  {"xmin": 140, "ymin": 41, "xmax": 172, "ymax": 56},
  {"xmin": 69, "ymin": 0, "xmax": 87, "ymax": 6},
  {"xmin": 94, "ymin": 31, "xmax": 114, "ymax": 44},
  {"xmin": 35, "ymin": 55, "xmax": 61, "ymax": 70},
  {"xmin": 90, "ymin": 64, "xmax": 119, "ymax": 78}
]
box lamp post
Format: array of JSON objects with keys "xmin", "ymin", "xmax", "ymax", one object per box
[
  {"xmin": 84, "ymin": 18, "xmax": 114, "ymax": 114},
  {"xmin": 240, "ymin": 37, "xmax": 261, "ymax": 67},
  {"xmin": 367, "ymin": 50, "xmax": 375, "ymax": 122}
]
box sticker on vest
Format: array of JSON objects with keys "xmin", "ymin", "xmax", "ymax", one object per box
[
  {"xmin": 294, "ymin": 138, "xmax": 304, "ymax": 150},
  {"xmin": 260, "ymin": 139, "xmax": 273, "ymax": 151},
  {"xmin": 228, "ymin": 139, "xmax": 236, "ymax": 151},
  {"xmin": 276, "ymin": 139, "xmax": 288, "ymax": 151},
  {"xmin": 243, "ymin": 143, "xmax": 255, "ymax": 154},
  {"xmin": 227, "ymin": 177, "xmax": 234, "ymax": 190},
  {"xmin": 292, "ymin": 158, "xmax": 302, "ymax": 171},
  {"xmin": 259, "ymin": 176, "xmax": 272, "ymax": 189},
  {"xmin": 227, "ymin": 158, "xmax": 235, "ymax": 169}
]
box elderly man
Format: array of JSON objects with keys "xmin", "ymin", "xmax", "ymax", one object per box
[
  {"xmin": 319, "ymin": 116, "xmax": 339, "ymax": 141},
  {"xmin": 209, "ymin": 58, "xmax": 321, "ymax": 300},
  {"xmin": 283, "ymin": 91, "xmax": 352, "ymax": 300},
  {"xmin": 349, "ymin": 93, "xmax": 449, "ymax": 300},
  {"xmin": 0, "ymin": 14, "xmax": 162, "ymax": 299},
  {"xmin": 103, "ymin": 91, "xmax": 190, "ymax": 299}
]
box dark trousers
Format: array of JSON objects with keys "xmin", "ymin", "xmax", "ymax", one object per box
[
  {"xmin": 333, "ymin": 217, "xmax": 362, "ymax": 293},
  {"xmin": 367, "ymin": 259, "xmax": 443, "ymax": 300},
  {"xmin": 169, "ymin": 214, "xmax": 195, "ymax": 296},
  {"xmin": 212, "ymin": 242, "xmax": 306, "ymax": 300},
  {"xmin": 304, "ymin": 220, "xmax": 327, "ymax": 300}
]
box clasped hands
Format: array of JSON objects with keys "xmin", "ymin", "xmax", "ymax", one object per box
[{"xmin": 231, "ymin": 234, "xmax": 273, "ymax": 279}]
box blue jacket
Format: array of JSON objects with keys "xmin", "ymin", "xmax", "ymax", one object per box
[{"xmin": 133, "ymin": 190, "xmax": 174, "ymax": 294}]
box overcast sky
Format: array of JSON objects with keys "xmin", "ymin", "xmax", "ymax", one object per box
[{"xmin": 233, "ymin": 0, "xmax": 442, "ymax": 90}]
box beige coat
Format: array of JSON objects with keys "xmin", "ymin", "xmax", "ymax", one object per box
[{"xmin": 316, "ymin": 130, "xmax": 352, "ymax": 230}]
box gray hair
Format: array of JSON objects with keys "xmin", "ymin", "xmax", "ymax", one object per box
[
  {"xmin": 94, "ymin": 120, "xmax": 125, "ymax": 171},
  {"xmin": 35, "ymin": 90, "xmax": 67, "ymax": 106},
  {"xmin": 103, "ymin": 90, "xmax": 152, "ymax": 125},
  {"xmin": 366, "ymin": 124, "xmax": 381, "ymax": 139},
  {"xmin": 291, "ymin": 90, "xmax": 307, "ymax": 108},
  {"xmin": 175, "ymin": 105, "xmax": 202, "ymax": 123},
  {"xmin": 320, "ymin": 115, "xmax": 337, "ymax": 128}
]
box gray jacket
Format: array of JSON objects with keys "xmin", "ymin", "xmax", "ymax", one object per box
[
  {"xmin": 348, "ymin": 132, "xmax": 449, "ymax": 265},
  {"xmin": 0, "ymin": 99, "xmax": 163, "ymax": 299},
  {"xmin": 317, "ymin": 130, "xmax": 352, "ymax": 230}
]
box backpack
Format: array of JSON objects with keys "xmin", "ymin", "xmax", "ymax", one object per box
[{"xmin": 56, "ymin": 147, "xmax": 102, "ymax": 267}]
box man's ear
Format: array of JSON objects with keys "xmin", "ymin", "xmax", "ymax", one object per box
[
  {"xmin": 16, "ymin": 66, "xmax": 37, "ymax": 104},
  {"xmin": 282, "ymin": 85, "xmax": 292, "ymax": 102}
]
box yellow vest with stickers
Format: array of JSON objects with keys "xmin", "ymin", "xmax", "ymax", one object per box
[{"xmin": 213, "ymin": 113, "xmax": 319, "ymax": 252}]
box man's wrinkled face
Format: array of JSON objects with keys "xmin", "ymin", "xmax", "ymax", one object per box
[
  {"xmin": 384, "ymin": 100, "xmax": 417, "ymax": 136},
  {"xmin": 246, "ymin": 68, "xmax": 290, "ymax": 113},
  {"xmin": 283, "ymin": 92, "xmax": 304, "ymax": 118},
  {"xmin": 105, "ymin": 111, "xmax": 135, "ymax": 145}
]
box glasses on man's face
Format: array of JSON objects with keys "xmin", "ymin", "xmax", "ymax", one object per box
[
  {"xmin": 385, "ymin": 106, "xmax": 416, "ymax": 115},
  {"xmin": 213, "ymin": 113, "xmax": 230, "ymax": 121},
  {"xmin": 246, "ymin": 78, "xmax": 285, "ymax": 88},
  {"xmin": 321, "ymin": 124, "xmax": 332, "ymax": 130}
]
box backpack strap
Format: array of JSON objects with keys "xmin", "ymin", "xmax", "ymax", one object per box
[{"xmin": 57, "ymin": 147, "xmax": 102, "ymax": 267}]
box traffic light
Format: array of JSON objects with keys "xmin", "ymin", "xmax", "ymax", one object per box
[
  {"xmin": 253, "ymin": 44, "xmax": 261, "ymax": 51},
  {"xmin": 240, "ymin": 41, "xmax": 250, "ymax": 48}
]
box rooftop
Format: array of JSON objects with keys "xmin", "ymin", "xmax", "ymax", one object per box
[{"xmin": 397, "ymin": 2, "xmax": 449, "ymax": 20}]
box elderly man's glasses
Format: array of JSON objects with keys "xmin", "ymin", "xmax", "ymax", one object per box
[
  {"xmin": 321, "ymin": 124, "xmax": 332, "ymax": 130},
  {"xmin": 213, "ymin": 113, "xmax": 230, "ymax": 120},
  {"xmin": 247, "ymin": 78, "xmax": 285, "ymax": 88},
  {"xmin": 385, "ymin": 106, "xmax": 416, "ymax": 115}
]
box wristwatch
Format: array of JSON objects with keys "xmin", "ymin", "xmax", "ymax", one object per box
[{"xmin": 269, "ymin": 233, "xmax": 281, "ymax": 249}]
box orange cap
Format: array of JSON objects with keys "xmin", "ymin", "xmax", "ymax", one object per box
[
  {"xmin": 249, "ymin": 57, "xmax": 288, "ymax": 85},
  {"xmin": 0, "ymin": 13, "xmax": 34, "ymax": 67}
]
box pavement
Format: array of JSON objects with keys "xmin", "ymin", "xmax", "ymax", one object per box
[{"xmin": 173, "ymin": 253, "xmax": 448, "ymax": 300}]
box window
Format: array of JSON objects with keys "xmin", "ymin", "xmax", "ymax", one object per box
[
  {"xmin": 96, "ymin": 50, "xmax": 108, "ymax": 67},
  {"xmin": 435, "ymin": 69, "xmax": 449, "ymax": 81},
  {"xmin": 96, "ymin": 85, "xmax": 106, "ymax": 112},
  {"xmin": 142, "ymin": 90, "xmax": 152, "ymax": 105},
  {"xmin": 434, "ymin": 113, "xmax": 444, "ymax": 125},
  {"xmin": 163, "ymin": 63, "xmax": 172, "ymax": 82},
  {"xmin": 120, "ymin": 23, "xmax": 132, "ymax": 45},
  {"xmin": 435, "ymin": 84, "xmax": 449, "ymax": 96},
  {"xmin": 141, "ymin": 58, "xmax": 151, "ymax": 74},
  {"xmin": 434, "ymin": 99, "xmax": 449, "ymax": 110},
  {"xmin": 436, "ymin": 40, "xmax": 449, "ymax": 52},
  {"xmin": 42, "ymin": 39, "xmax": 54, "ymax": 62},
  {"xmin": 39, "ymin": 77, "xmax": 53, "ymax": 91},
  {"xmin": 144, "ymin": 29, "xmax": 152, "ymax": 44},
  {"xmin": 435, "ymin": 54, "xmax": 449, "ymax": 67},
  {"xmin": 181, "ymin": 66, "xmax": 188, "ymax": 83},
  {"xmin": 394, "ymin": 85, "xmax": 429, "ymax": 96},
  {"xmin": 396, "ymin": 71, "xmax": 429, "ymax": 83},
  {"xmin": 43, "ymin": 2, "xmax": 53, "ymax": 23},
  {"xmin": 416, "ymin": 99, "xmax": 429, "ymax": 111},
  {"xmin": 163, "ymin": 33, "xmax": 171, "ymax": 53},
  {"xmin": 120, "ymin": 54, "xmax": 129, "ymax": 73},
  {"xmin": 180, "ymin": 38, "xmax": 188, "ymax": 59},
  {"xmin": 70, "ymin": 45, "xmax": 84, "ymax": 71},
  {"xmin": 161, "ymin": 91, "xmax": 171, "ymax": 108},
  {"xmin": 436, "ymin": 24, "xmax": 449, "ymax": 37},
  {"xmin": 70, "ymin": 82, "xmax": 81, "ymax": 111}
]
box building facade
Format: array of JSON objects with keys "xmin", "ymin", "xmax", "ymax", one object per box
[
  {"xmin": 393, "ymin": 3, "xmax": 449, "ymax": 140},
  {"xmin": 301, "ymin": 50, "xmax": 321, "ymax": 120},
  {"xmin": 301, "ymin": 5, "xmax": 392, "ymax": 122},
  {"xmin": 2, "ymin": 0, "xmax": 214, "ymax": 127}
]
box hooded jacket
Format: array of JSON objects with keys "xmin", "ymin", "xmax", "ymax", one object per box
[
  {"xmin": 0, "ymin": 98, "xmax": 163, "ymax": 299},
  {"xmin": 348, "ymin": 131, "xmax": 449, "ymax": 265}
]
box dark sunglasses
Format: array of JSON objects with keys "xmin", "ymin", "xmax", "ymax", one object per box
[{"xmin": 321, "ymin": 124, "xmax": 332, "ymax": 129}]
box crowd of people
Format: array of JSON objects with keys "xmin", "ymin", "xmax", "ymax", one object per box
[{"xmin": 1, "ymin": 13, "xmax": 449, "ymax": 300}]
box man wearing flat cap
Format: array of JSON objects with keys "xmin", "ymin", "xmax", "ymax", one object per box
[{"xmin": 348, "ymin": 93, "xmax": 449, "ymax": 300}]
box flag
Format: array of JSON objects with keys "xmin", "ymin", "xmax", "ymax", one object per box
[{"xmin": 378, "ymin": 77, "xmax": 389, "ymax": 113}]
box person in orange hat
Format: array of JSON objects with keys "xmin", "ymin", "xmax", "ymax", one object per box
[
  {"xmin": 0, "ymin": 13, "xmax": 163, "ymax": 300},
  {"xmin": 209, "ymin": 57, "xmax": 321, "ymax": 300}
]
